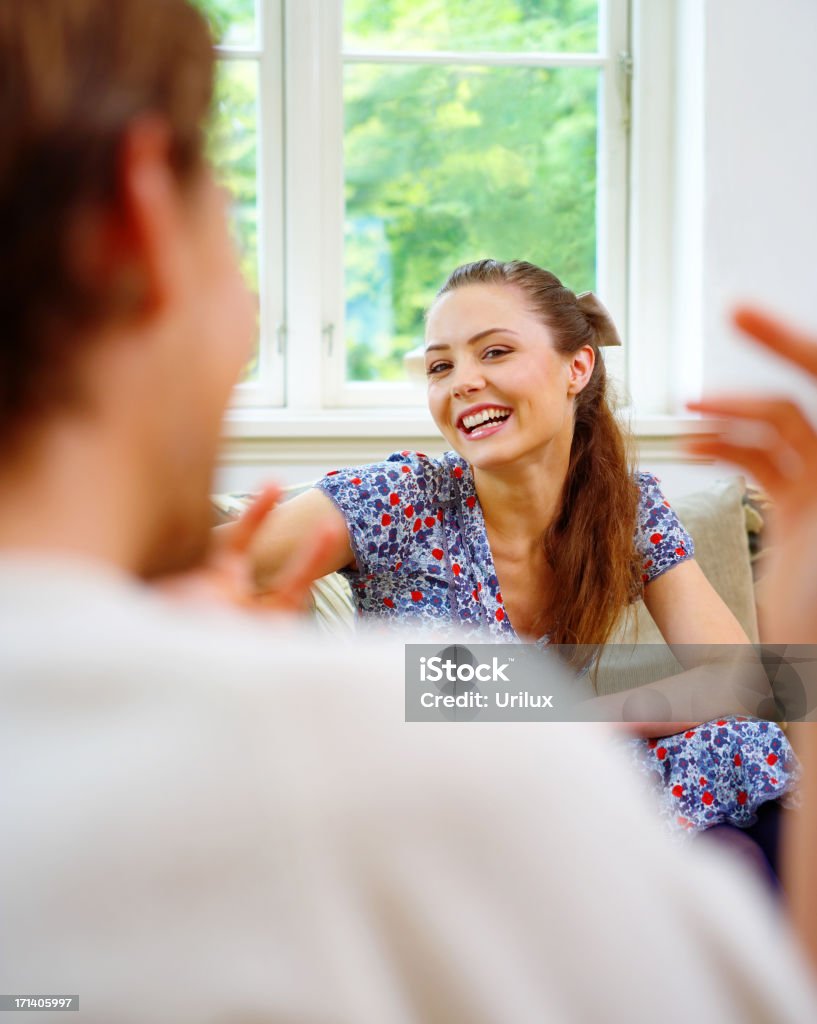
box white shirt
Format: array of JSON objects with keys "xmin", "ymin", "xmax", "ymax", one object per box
[{"xmin": 1, "ymin": 556, "xmax": 815, "ymax": 1023}]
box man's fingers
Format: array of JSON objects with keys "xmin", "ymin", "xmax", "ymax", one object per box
[
  {"xmin": 687, "ymin": 397, "xmax": 817, "ymax": 456},
  {"xmin": 263, "ymin": 519, "xmax": 347, "ymax": 611},
  {"xmin": 733, "ymin": 306, "xmax": 817, "ymax": 378},
  {"xmin": 685, "ymin": 438, "xmax": 792, "ymax": 497},
  {"xmin": 228, "ymin": 483, "xmax": 282, "ymax": 553}
]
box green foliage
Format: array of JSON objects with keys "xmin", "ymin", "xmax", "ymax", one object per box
[
  {"xmin": 190, "ymin": 0, "xmax": 256, "ymax": 45},
  {"xmin": 343, "ymin": 0, "xmax": 600, "ymax": 381},
  {"xmin": 344, "ymin": 0, "xmax": 598, "ymax": 52},
  {"xmin": 188, "ymin": 0, "xmax": 601, "ymax": 385},
  {"xmin": 210, "ymin": 61, "xmax": 259, "ymax": 292},
  {"xmin": 344, "ymin": 66, "xmax": 597, "ymax": 380},
  {"xmin": 190, "ymin": 0, "xmax": 261, "ymax": 378}
]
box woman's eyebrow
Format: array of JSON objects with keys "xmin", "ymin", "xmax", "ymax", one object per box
[{"xmin": 425, "ymin": 328, "xmax": 518, "ymax": 353}]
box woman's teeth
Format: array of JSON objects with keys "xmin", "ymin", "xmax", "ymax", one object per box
[{"xmin": 462, "ymin": 408, "xmax": 511, "ymax": 433}]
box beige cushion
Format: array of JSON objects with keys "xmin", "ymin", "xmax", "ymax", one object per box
[{"xmin": 595, "ymin": 476, "xmax": 757, "ymax": 694}]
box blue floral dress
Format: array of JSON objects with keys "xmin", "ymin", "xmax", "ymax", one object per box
[{"xmin": 317, "ymin": 451, "xmax": 798, "ymax": 831}]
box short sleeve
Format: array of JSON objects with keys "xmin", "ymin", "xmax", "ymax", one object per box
[
  {"xmin": 635, "ymin": 473, "xmax": 695, "ymax": 585},
  {"xmin": 314, "ymin": 451, "xmax": 444, "ymax": 577}
]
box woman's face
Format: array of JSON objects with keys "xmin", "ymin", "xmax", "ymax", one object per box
[{"xmin": 424, "ymin": 283, "xmax": 593, "ymax": 472}]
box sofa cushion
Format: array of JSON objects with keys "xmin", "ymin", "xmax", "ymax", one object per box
[{"xmin": 595, "ymin": 476, "xmax": 758, "ymax": 694}]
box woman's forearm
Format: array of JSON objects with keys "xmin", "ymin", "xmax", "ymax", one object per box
[
  {"xmin": 584, "ymin": 655, "xmax": 773, "ymax": 737},
  {"xmin": 783, "ymin": 723, "xmax": 817, "ymax": 974}
]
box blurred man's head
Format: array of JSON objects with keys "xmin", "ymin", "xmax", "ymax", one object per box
[{"xmin": 0, "ymin": 0, "xmax": 255, "ymax": 575}]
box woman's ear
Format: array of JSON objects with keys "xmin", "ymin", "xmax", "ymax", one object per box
[{"xmin": 567, "ymin": 345, "xmax": 595, "ymax": 395}]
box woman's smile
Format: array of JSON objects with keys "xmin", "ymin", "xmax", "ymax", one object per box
[{"xmin": 456, "ymin": 403, "xmax": 514, "ymax": 441}]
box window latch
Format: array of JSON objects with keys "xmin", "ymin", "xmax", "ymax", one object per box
[
  {"xmin": 275, "ymin": 323, "xmax": 287, "ymax": 355},
  {"xmin": 618, "ymin": 50, "xmax": 634, "ymax": 131}
]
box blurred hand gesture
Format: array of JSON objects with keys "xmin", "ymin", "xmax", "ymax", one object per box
[
  {"xmin": 158, "ymin": 484, "xmax": 344, "ymax": 616},
  {"xmin": 686, "ymin": 308, "xmax": 817, "ymax": 643}
]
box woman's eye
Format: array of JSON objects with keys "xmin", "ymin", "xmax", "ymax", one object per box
[
  {"xmin": 426, "ymin": 362, "xmax": 451, "ymax": 375},
  {"xmin": 483, "ymin": 347, "xmax": 509, "ymax": 360}
]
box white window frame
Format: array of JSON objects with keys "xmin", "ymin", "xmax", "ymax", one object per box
[
  {"xmin": 222, "ymin": 0, "xmax": 685, "ymax": 446},
  {"xmin": 218, "ymin": 0, "xmax": 286, "ymax": 409}
]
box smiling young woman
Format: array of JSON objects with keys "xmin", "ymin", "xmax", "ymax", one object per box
[
  {"xmin": 249, "ymin": 259, "xmax": 670, "ymax": 653},
  {"xmin": 421, "ymin": 260, "xmax": 639, "ymax": 648},
  {"xmin": 244, "ymin": 259, "xmax": 798, "ymax": 848}
]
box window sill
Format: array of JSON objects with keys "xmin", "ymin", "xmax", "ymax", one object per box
[
  {"xmin": 223, "ymin": 406, "xmax": 441, "ymax": 439},
  {"xmin": 218, "ymin": 409, "xmax": 721, "ymax": 473},
  {"xmin": 222, "ymin": 407, "xmax": 719, "ymax": 441}
]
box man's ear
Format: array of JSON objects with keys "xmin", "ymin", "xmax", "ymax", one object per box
[
  {"xmin": 567, "ymin": 344, "xmax": 595, "ymax": 395},
  {"xmin": 114, "ymin": 116, "xmax": 187, "ymax": 318}
]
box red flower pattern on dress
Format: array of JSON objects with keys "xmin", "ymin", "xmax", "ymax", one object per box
[{"xmin": 316, "ymin": 452, "xmax": 795, "ymax": 835}]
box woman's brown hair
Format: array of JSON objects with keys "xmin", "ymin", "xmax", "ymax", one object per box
[
  {"xmin": 0, "ymin": 0, "xmax": 214, "ymax": 445},
  {"xmin": 435, "ymin": 259, "xmax": 642, "ymax": 661}
]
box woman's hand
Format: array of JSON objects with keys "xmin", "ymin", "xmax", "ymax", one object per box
[
  {"xmin": 158, "ymin": 484, "xmax": 346, "ymax": 615},
  {"xmin": 686, "ymin": 307, "xmax": 817, "ymax": 644}
]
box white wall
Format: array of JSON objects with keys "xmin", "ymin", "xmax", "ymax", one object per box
[{"xmin": 679, "ymin": 0, "xmax": 817, "ymax": 401}]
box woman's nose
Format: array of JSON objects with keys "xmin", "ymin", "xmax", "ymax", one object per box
[{"xmin": 450, "ymin": 366, "xmax": 485, "ymax": 399}]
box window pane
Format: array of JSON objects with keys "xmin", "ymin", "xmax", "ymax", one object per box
[
  {"xmin": 208, "ymin": 60, "xmax": 261, "ymax": 379},
  {"xmin": 344, "ymin": 64, "xmax": 597, "ymax": 383},
  {"xmin": 344, "ymin": 0, "xmax": 598, "ymax": 54},
  {"xmin": 191, "ymin": 0, "xmax": 257, "ymax": 47}
]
